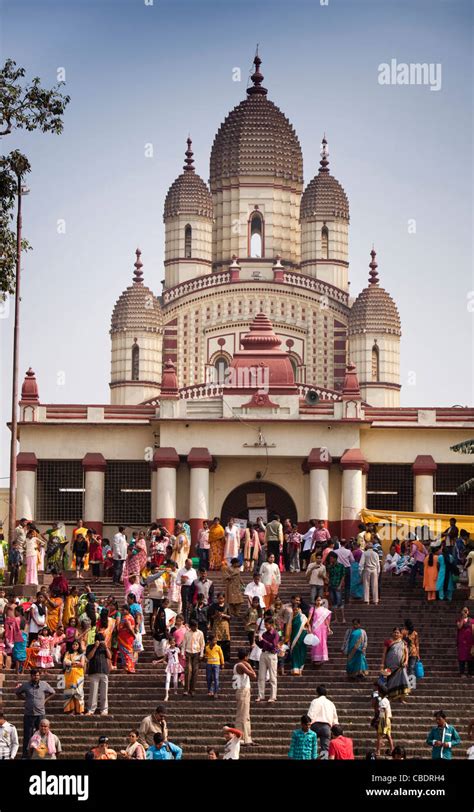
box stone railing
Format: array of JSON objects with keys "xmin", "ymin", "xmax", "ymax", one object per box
[
  {"xmin": 282, "ymin": 272, "xmax": 349, "ymax": 305},
  {"xmin": 162, "ymin": 272, "xmax": 231, "ymax": 304},
  {"xmin": 297, "ymin": 384, "xmax": 341, "ymax": 402},
  {"xmin": 162, "ymin": 268, "xmax": 349, "ymax": 307},
  {"xmin": 179, "ymin": 384, "xmax": 223, "ymax": 400}
]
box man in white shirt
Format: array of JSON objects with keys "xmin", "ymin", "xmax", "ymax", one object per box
[
  {"xmin": 177, "ymin": 559, "xmax": 198, "ymax": 622},
  {"xmin": 112, "ymin": 526, "xmax": 128, "ymax": 583},
  {"xmin": 306, "ymin": 553, "xmax": 327, "ymax": 604},
  {"xmin": 307, "ymin": 685, "xmax": 339, "ymax": 760},
  {"xmin": 359, "ymin": 541, "xmax": 381, "ymax": 604},
  {"xmin": 14, "ymin": 518, "xmax": 28, "ymax": 555},
  {"xmin": 301, "ymin": 520, "xmax": 316, "ymax": 571},
  {"xmin": 0, "ymin": 711, "xmax": 19, "ymax": 760},
  {"xmin": 244, "ymin": 572, "xmax": 267, "ymax": 608},
  {"xmin": 259, "ymin": 553, "xmax": 281, "ymax": 609},
  {"xmin": 182, "ymin": 619, "xmax": 205, "ymax": 696}
]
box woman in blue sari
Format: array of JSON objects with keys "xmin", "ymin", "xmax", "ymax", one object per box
[
  {"xmin": 345, "ymin": 619, "xmax": 368, "ymax": 679},
  {"xmin": 436, "ymin": 548, "xmax": 455, "ymax": 602}
]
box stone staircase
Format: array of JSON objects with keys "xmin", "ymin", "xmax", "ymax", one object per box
[{"xmin": 3, "ymin": 571, "xmax": 473, "ymax": 759}]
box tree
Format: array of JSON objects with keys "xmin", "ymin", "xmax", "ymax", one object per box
[
  {"xmin": 0, "ymin": 59, "xmax": 70, "ymax": 294},
  {"xmin": 450, "ymin": 439, "xmax": 474, "ymax": 495}
]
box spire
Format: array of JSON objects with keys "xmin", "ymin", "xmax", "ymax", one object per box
[
  {"xmin": 319, "ymin": 134, "xmax": 329, "ymax": 173},
  {"xmin": 368, "ymin": 247, "xmax": 379, "ymax": 285},
  {"xmin": 183, "ymin": 136, "xmax": 195, "ymax": 172},
  {"xmin": 247, "ymin": 48, "xmax": 267, "ymax": 96},
  {"xmin": 21, "ymin": 367, "xmax": 39, "ymax": 403},
  {"xmin": 133, "ymin": 248, "xmax": 144, "ymax": 284}
]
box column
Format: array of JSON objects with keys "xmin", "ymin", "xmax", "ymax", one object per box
[
  {"xmin": 307, "ymin": 447, "xmax": 332, "ymax": 521},
  {"xmin": 340, "ymin": 448, "xmax": 366, "ymax": 539},
  {"xmin": 361, "ymin": 461, "xmax": 370, "ymax": 510},
  {"xmin": 17, "ymin": 452, "xmax": 37, "ymax": 521},
  {"xmin": 412, "ymin": 455, "xmax": 437, "ymax": 513},
  {"xmin": 82, "ymin": 453, "xmax": 106, "ymax": 535},
  {"xmin": 187, "ymin": 447, "xmax": 213, "ymax": 551},
  {"xmin": 152, "ymin": 448, "xmax": 180, "ymax": 533}
]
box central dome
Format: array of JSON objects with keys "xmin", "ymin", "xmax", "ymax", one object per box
[{"xmin": 210, "ymin": 55, "xmax": 303, "ymax": 187}]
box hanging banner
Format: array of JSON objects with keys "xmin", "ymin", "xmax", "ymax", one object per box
[{"xmin": 360, "ymin": 508, "xmax": 474, "ymax": 548}]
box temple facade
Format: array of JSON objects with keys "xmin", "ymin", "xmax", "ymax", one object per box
[{"xmin": 12, "ymin": 54, "xmax": 474, "ymax": 544}]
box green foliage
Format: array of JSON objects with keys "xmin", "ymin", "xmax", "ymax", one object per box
[
  {"xmin": 450, "ymin": 439, "xmax": 474, "ymax": 455},
  {"xmin": 0, "ymin": 59, "xmax": 70, "ymax": 295}
]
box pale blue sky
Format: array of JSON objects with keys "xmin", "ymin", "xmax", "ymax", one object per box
[{"xmin": 0, "ymin": 0, "xmax": 473, "ymax": 482}]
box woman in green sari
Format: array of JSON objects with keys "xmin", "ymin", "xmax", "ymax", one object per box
[{"xmin": 287, "ymin": 606, "xmax": 309, "ymax": 675}]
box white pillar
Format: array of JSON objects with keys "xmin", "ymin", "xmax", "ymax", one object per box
[
  {"xmin": 189, "ymin": 466, "xmax": 210, "ymax": 520},
  {"xmin": 82, "ymin": 454, "xmax": 106, "ymax": 532},
  {"xmin": 156, "ymin": 467, "xmax": 177, "ymax": 520},
  {"xmin": 414, "ymin": 476, "xmax": 434, "ymax": 513},
  {"xmin": 342, "ymin": 468, "xmax": 363, "ymax": 523},
  {"xmin": 187, "ymin": 447, "xmax": 213, "ymax": 550},
  {"xmin": 17, "ymin": 471, "xmax": 36, "ymax": 520},
  {"xmin": 16, "ymin": 453, "xmax": 37, "ymax": 521},
  {"xmin": 83, "ymin": 470, "xmax": 105, "ymax": 524},
  {"xmin": 152, "ymin": 448, "xmax": 180, "ymax": 533},
  {"xmin": 412, "ymin": 455, "xmax": 436, "ymax": 514},
  {"xmin": 309, "ymin": 468, "xmax": 329, "ymax": 521},
  {"xmin": 340, "ymin": 448, "xmax": 366, "ymax": 537},
  {"xmin": 307, "ymin": 448, "xmax": 332, "ymax": 523}
]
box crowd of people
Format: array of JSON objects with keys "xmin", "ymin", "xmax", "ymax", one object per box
[{"xmin": 0, "ymin": 511, "xmax": 472, "ymax": 760}]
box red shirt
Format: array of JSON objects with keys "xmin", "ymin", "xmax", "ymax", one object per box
[{"xmin": 328, "ymin": 736, "xmax": 354, "ymax": 760}]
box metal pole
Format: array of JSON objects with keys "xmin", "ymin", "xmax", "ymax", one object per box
[{"xmin": 8, "ymin": 173, "xmax": 22, "ymax": 544}]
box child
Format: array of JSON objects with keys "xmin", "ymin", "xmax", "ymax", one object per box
[
  {"xmin": 52, "ymin": 625, "xmax": 66, "ymax": 665},
  {"xmin": 376, "ymin": 685, "xmax": 394, "ymax": 756},
  {"xmin": 205, "ymin": 633, "xmax": 224, "ymax": 698},
  {"xmin": 222, "ymin": 725, "xmax": 242, "ymax": 760},
  {"xmin": 277, "ymin": 639, "xmax": 288, "ymax": 676},
  {"xmin": 207, "ymin": 747, "xmax": 219, "ymax": 760},
  {"xmin": 163, "ymin": 636, "xmax": 183, "ymax": 701},
  {"xmin": 73, "ymin": 534, "xmax": 88, "ymax": 580},
  {"xmin": 103, "ymin": 549, "xmax": 114, "ymax": 578},
  {"xmin": 37, "ymin": 627, "xmax": 54, "ymax": 671},
  {"xmin": 12, "ymin": 618, "xmax": 27, "ymax": 673},
  {"xmin": 244, "ymin": 597, "xmax": 261, "ymax": 648},
  {"xmin": 0, "ymin": 589, "xmax": 7, "ymax": 622},
  {"xmin": 0, "ymin": 629, "xmax": 7, "ymax": 670}
]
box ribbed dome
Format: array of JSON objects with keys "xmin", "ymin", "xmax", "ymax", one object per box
[
  {"xmin": 300, "ymin": 136, "xmax": 349, "ymax": 221},
  {"xmin": 163, "ymin": 138, "xmax": 213, "ymax": 221},
  {"xmin": 349, "ymin": 250, "xmax": 401, "ymax": 336},
  {"xmin": 210, "ymin": 55, "xmax": 303, "ymax": 186},
  {"xmin": 110, "ymin": 250, "xmax": 162, "ymax": 334}
]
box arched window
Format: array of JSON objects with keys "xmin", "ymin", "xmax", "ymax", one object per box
[
  {"xmin": 184, "ymin": 224, "xmax": 192, "ymax": 258},
  {"xmin": 371, "ymin": 344, "xmax": 379, "ymax": 381},
  {"xmin": 321, "ymin": 225, "xmax": 329, "ymax": 259},
  {"xmin": 132, "ymin": 343, "xmax": 140, "ymax": 381},
  {"xmin": 249, "ymin": 212, "xmax": 263, "ymax": 258},
  {"xmin": 214, "ymin": 356, "xmax": 229, "ymax": 384},
  {"xmin": 289, "ymin": 357, "xmax": 298, "ymax": 381}
]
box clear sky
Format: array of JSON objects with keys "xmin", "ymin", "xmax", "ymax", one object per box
[{"xmin": 0, "ymin": 0, "xmax": 473, "ymax": 483}]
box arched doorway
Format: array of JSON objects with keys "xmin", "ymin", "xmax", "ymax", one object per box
[{"xmin": 220, "ymin": 481, "xmax": 297, "ymax": 525}]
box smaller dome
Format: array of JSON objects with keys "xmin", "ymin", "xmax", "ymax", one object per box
[
  {"xmin": 300, "ymin": 136, "xmax": 349, "ymax": 221},
  {"xmin": 349, "ymin": 249, "xmax": 401, "ymax": 336},
  {"xmin": 111, "ymin": 250, "xmax": 162, "ymax": 334},
  {"xmin": 21, "ymin": 368, "xmax": 39, "ymax": 403},
  {"xmin": 164, "ymin": 138, "xmax": 213, "ymax": 221}
]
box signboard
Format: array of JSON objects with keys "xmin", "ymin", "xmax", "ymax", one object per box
[
  {"xmin": 249, "ymin": 508, "xmax": 268, "ymax": 524},
  {"xmin": 247, "ymin": 493, "xmax": 266, "ymax": 508}
]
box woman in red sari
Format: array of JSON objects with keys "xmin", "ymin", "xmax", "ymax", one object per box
[
  {"xmin": 117, "ymin": 605, "xmax": 136, "ymax": 673},
  {"xmin": 123, "ymin": 536, "xmax": 147, "ymax": 595}
]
